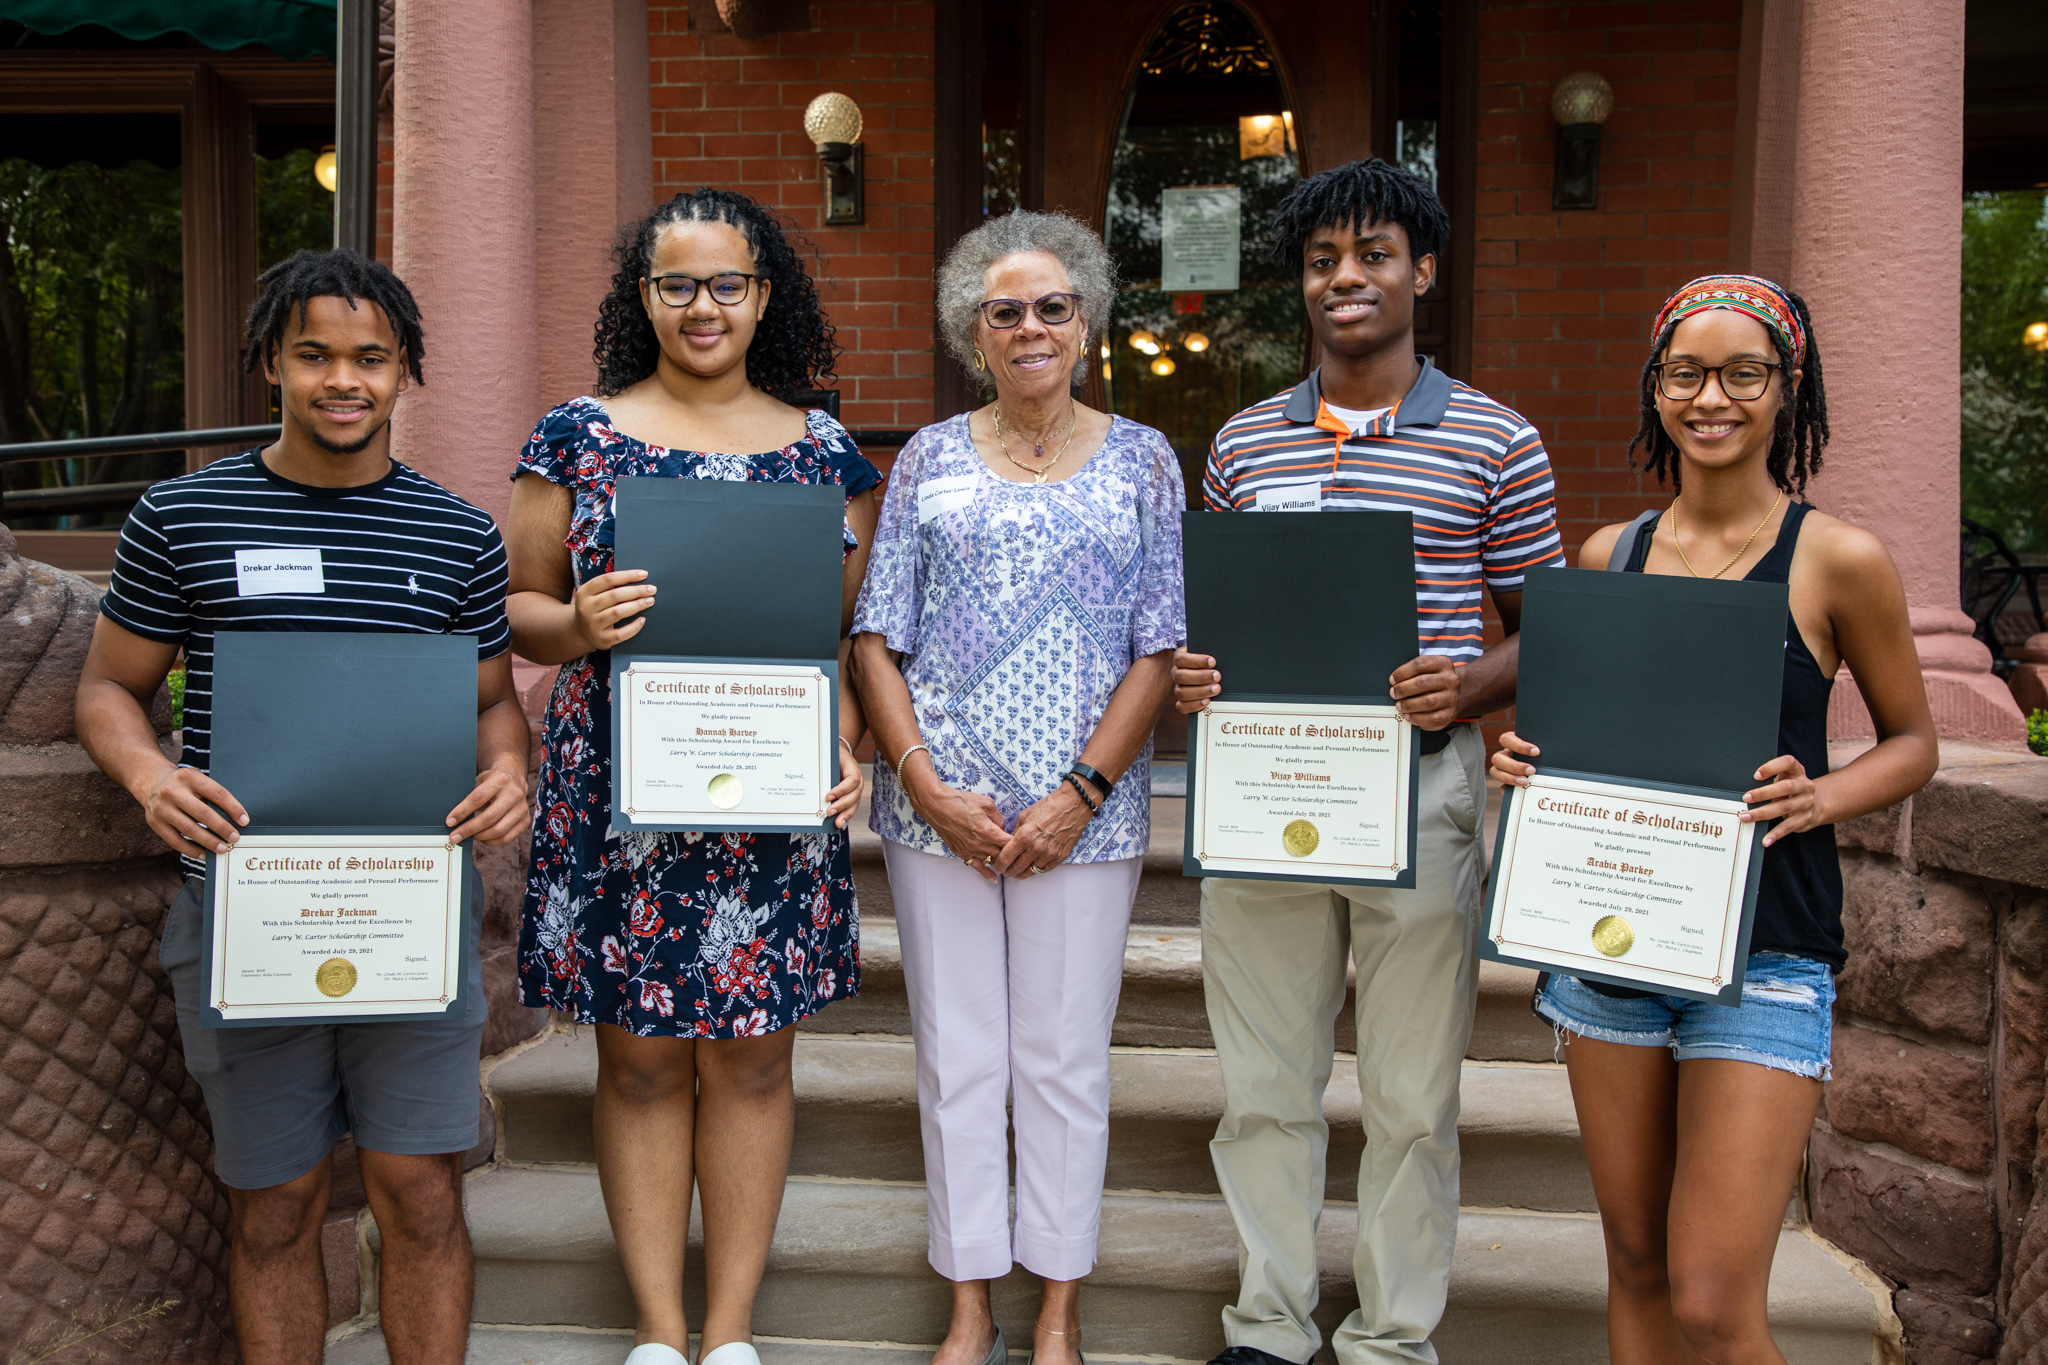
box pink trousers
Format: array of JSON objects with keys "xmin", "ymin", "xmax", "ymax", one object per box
[{"xmin": 882, "ymin": 840, "xmax": 1143, "ymax": 1283}]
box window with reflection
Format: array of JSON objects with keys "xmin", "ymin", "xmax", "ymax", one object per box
[{"xmin": 1102, "ymin": 1, "xmax": 1305, "ymax": 507}]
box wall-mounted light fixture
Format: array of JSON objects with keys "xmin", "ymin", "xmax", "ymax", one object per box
[
  {"xmin": 2026, "ymin": 321, "xmax": 2048, "ymax": 352},
  {"xmin": 313, "ymin": 144, "xmax": 338, "ymax": 193},
  {"xmin": 1550, "ymin": 72, "xmax": 1614, "ymax": 211},
  {"xmin": 804, "ymin": 92, "xmax": 865, "ymax": 226}
]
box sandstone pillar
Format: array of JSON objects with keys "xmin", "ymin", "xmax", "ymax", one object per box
[
  {"xmin": 391, "ymin": 0, "xmax": 541, "ymax": 526},
  {"xmin": 0, "ymin": 528, "xmax": 231, "ymax": 1362},
  {"xmin": 532, "ymin": 0, "xmax": 653, "ymax": 410},
  {"xmin": 1788, "ymin": 0, "xmax": 2024, "ymax": 741}
]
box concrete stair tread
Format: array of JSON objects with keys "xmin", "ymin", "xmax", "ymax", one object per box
[
  {"xmin": 427, "ymin": 1165, "xmax": 1881, "ymax": 1362},
  {"xmin": 494, "ymin": 1029, "xmax": 1575, "ymax": 1137},
  {"xmin": 811, "ymin": 919, "xmax": 1556, "ymax": 1062},
  {"xmin": 490, "ymin": 1029, "xmax": 1590, "ymax": 1210},
  {"xmin": 325, "ymin": 1326, "xmax": 1073, "ymax": 1364}
]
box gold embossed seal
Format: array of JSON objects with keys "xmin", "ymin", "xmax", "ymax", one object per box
[
  {"xmin": 707, "ymin": 773, "xmax": 743, "ymax": 809},
  {"xmin": 315, "ymin": 958, "xmax": 358, "ymax": 998},
  {"xmin": 1282, "ymin": 819, "xmax": 1319, "ymax": 858},
  {"xmin": 1591, "ymin": 915, "xmax": 1635, "ymax": 958}
]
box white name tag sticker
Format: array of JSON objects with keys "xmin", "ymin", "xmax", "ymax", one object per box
[
  {"xmin": 917, "ymin": 473, "xmax": 979, "ymax": 524},
  {"xmin": 1254, "ymin": 481, "xmax": 1323, "ymax": 513},
  {"xmin": 234, "ymin": 547, "xmax": 325, "ymax": 596}
]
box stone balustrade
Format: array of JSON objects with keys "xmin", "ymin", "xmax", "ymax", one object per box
[{"xmin": 1812, "ymin": 740, "xmax": 2048, "ymax": 1365}]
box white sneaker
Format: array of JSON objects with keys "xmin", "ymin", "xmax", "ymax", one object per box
[
  {"xmin": 623, "ymin": 1346, "xmax": 689, "ymax": 1365},
  {"xmin": 698, "ymin": 1344, "xmax": 763, "ymax": 1365}
]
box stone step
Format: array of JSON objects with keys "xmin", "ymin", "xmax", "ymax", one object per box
[
  {"xmin": 805, "ymin": 919, "xmax": 1556, "ymax": 1063},
  {"xmin": 325, "ymin": 1326, "xmax": 1019, "ymax": 1365},
  {"xmin": 377, "ymin": 1164, "xmax": 1882, "ymax": 1364},
  {"xmin": 489, "ymin": 1030, "xmax": 1592, "ymax": 1212}
]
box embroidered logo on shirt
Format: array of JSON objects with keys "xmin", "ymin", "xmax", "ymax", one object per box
[
  {"xmin": 234, "ymin": 547, "xmax": 325, "ymax": 596},
  {"xmin": 407, "ymin": 573, "xmax": 419, "ymax": 594}
]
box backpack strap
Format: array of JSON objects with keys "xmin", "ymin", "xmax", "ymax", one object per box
[{"xmin": 1607, "ymin": 509, "xmax": 1660, "ymax": 572}]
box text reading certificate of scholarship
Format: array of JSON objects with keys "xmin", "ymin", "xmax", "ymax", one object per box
[
  {"xmin": 1189, "ymin": 700, "xmax": 1415, "ymax": 884},
  {"xmin": 616, "ymin": 659, "xmax": 834, "ymax": 832},
  {"xmin": 1488, "ymin": 773, "xmax": 1757, "ymax": 995},
  {"xmin": 209, "ymin": 834, "xmax": 463, "ymax": 1023}
]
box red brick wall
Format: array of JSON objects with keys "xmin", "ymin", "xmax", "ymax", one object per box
[
  {"xmin": 1469, "ymin": 0, "xmax": 1742, "ymax": 562},
  {"xmin": 646, "ymin": 0, "xmax": 937, "ymax": 434}
]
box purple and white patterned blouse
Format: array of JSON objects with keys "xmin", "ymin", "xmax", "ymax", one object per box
[{"xmin": 851, "ymin": 412, "xmax": 1186, "ymax": 864}]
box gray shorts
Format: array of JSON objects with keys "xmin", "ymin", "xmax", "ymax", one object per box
[{"xmin": 161, "ymin": 872, "xmax": 487, "ymax": 1190}]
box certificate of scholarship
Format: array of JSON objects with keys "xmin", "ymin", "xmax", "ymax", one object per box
[
  {"xmin": 1486, "ymin": 773, "xmax": 1759, "ymax": 1000},
  {"xmin": 206, "ymin": 833, "xmax": 466, "ymax": 1025}
]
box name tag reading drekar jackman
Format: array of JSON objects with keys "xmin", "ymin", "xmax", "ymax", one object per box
[{"xmin": 207, "ymin": 833, "xmax": 465, "ymax": 1025}]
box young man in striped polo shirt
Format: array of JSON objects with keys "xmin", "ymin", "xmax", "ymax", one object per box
[
  {"xmin": 1175, "ymin": 159, "xmax": 1565, "ymax": 1365},
  {"xmin": 76, "ymin": 250, "xmax": 530, "ymax": 1365}
]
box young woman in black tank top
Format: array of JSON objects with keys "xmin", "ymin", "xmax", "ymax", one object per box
[{"xmin": 1491, "ymin": 275, "xmax": 1937, "ymax": 1365}]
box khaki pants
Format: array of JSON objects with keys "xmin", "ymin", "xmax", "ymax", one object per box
[{"xmin": 1202, "ymin": 725, "xmax": 1485, "ymax": 1364}]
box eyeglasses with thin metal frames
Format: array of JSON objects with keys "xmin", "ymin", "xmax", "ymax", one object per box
[
  {"xmin": 978, "ymin": 293, "xmax": 1082, "ymax": 329},
  {"xmin": 645, "ymin": 273, "xmax": 759, "ymax": 308},
  {"xmin": 1650, "ymin": 359, "xmax": 1787, "ymax": 403}
]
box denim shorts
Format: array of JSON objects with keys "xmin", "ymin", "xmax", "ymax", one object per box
[{"xmin": 1534, "ymin": 952, "xmax": 1836, "ymax": 1080}]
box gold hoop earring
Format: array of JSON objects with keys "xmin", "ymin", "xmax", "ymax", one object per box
[{"xmin": 974, "ymin": 348, "xmax": 987, "ymax": 372}]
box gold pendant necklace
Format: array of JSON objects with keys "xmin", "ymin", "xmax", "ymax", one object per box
[
  {"xmin": 993, "ymin": 403, "xmax": 1078, "ymax": 483},
  {"xmin": 1670, "ymin": 489, "xmax": 1784, "ymax": 579}
]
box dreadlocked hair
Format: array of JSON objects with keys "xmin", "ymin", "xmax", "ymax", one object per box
[
  {"xmin": 1269, "ymin": 156, "xmax": 1452, "ymax": 268},
  {"xmin": 1626, "ymin": 288, "xmax": 1830, "ymax": 495},
  {"xmin": 593, "ymin": 188, "xmax": 837, "ymax": 400},
  {"xmin": 242, "ymin": 248, "xmax": 426, "ymax": 383}
]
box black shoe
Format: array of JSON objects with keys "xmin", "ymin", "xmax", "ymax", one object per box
[{"xmin": 1207, "ymin": 1350, "xmax": 1306, "ymax": 1365}]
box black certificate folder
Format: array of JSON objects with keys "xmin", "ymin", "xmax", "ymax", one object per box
[
  {"xmin": 612, "ymin": 476, "xmax": 845, "ymax": 660},
  {"xmin": 203, "ymin": 631, "xmax": 478, "ymax": 1027},
  {"xmin": 1181, "ymin": 509, "xmax": 1423, "ymax": 888},
  {"xmin": 1182, "ymin": 508, "xmax": 1419, "ymax": 701},
  {"xmin": 209, "ymin": 631, "xmax": 477, "ymax": 826},
  {"xmin": 609, "ymin": 477, "xmax": 846, "ymax": 834},
  {"xmin": 1477, "ymin": 568, "xmax": 1789, "ymax": 1003}
]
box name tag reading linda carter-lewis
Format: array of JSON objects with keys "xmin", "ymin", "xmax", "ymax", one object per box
[
  {"xmin": 234, "ymin": 547, "xmax": 326, "ymax": 596},
  {"xmin": 917, "ymin": 473, "xmax": 979, "ymax": 524},
  {"xmin": 1254, "ymin": 481, "xmax": 1323, "ymax": 513}
]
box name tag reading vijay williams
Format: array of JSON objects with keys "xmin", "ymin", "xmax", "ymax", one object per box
[
  {"xmin": 1483, "ymin": 773, "xmax": 1759, "ymax": 1003},
  {"xmin": 205, "ymin": 833, "xmax": 467, "ymax": 1026}
]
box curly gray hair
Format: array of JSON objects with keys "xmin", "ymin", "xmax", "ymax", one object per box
[{"xmin": 935, "ymin": 209, "xmax": 1115, "ymax": 390}]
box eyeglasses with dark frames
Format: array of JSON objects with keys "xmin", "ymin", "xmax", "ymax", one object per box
[
  {"xmin": 646, "ymin": 272, "xmax": 759, "ymax": 308},
  {"xmin": 1651, "ymin": 359, "xmax": 1787, "ymax": 402},
  {"xmin": 978, "ymin": 293, "xmax": 1082, "ymax": 329}
]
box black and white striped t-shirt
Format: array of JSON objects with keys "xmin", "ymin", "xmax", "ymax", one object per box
[{"xmin": 100, "ymin": 450, "xmax": 511, "ymax": 867}]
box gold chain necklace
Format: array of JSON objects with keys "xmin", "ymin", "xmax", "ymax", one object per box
[
  {"xmin": 1669, "ymin": 490, "xmax": 1784, "ymax": 579},
  {"xmin": 992, "ymin": 403, "xmax": 1078, "ymax": 483}
]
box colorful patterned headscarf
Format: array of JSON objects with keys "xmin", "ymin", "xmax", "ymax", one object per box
[{"xmin": 1650, "ymin": 274, "xmax": 1807, "ymax": 366}]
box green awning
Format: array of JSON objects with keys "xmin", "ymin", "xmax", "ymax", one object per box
[{"xmin": 0, "ymin": 0, "xmax": 337, "ymax": 60}]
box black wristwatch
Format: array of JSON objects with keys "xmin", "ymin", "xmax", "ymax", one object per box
[{"xmin": 1068, "ymin": 762, "xmax": 1114, "ymax": 800}]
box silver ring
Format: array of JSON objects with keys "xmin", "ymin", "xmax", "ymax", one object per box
[{"xmin": 1031, "ymin": 865, "xmax": 1045, "ymax": 875}]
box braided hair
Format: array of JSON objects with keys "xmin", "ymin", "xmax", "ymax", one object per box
[
  {"xmin": 593, "ymin": 188, "xmax": 837, "ymax": 400},
  {"xmin": 1626, "ymin": 288, "xmax": 1830, "ymax": 495},
  {"xmin": 242, "ymin": 248, "xmax": 426, "ymax": 382},
  {"xmin": 1269, "ymin": 157, "xmax": 1451, "ymax": 268}
]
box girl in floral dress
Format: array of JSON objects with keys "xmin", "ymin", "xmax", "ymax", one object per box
[{"xmin": 505, "ymin": 190, "xmax": 878, "ymax": 1365}]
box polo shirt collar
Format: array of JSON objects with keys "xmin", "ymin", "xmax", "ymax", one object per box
[{"xmin": 1281, "ymin": 356, "xmax": 1453, "ymax": 431}]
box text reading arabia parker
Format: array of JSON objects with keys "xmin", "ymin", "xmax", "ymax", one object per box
[{"xmin": 1534, "ymin": 796, "xmax": 1727, "ymax": 840}]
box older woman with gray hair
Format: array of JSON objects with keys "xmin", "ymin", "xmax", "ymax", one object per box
[{"xmin": 849, "ymin": 210, "xmax": 1185, "ymax": 1364}]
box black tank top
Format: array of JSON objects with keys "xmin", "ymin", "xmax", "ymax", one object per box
[{"xmin": 1617, "ymin": 500, "xmax": 1845, "ymax": 970}]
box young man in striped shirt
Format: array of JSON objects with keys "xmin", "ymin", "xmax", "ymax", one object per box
[
  {"xmin": 76, "ymin": 250, "xmax": 529, "ymax": 1365},
  {"xmin": 1175, "ymin": 159, "xmax": 1565, "ymax": 1365}
]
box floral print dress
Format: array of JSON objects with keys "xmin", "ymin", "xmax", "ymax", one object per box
[{"xmin": 514, "ymin": 397, "xmax": 880, "ymax": 1038}]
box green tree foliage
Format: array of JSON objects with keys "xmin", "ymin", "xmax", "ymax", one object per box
[{"xmin": 1961, "ymin": 190, "xmax": 2048, "ymax": 554}]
